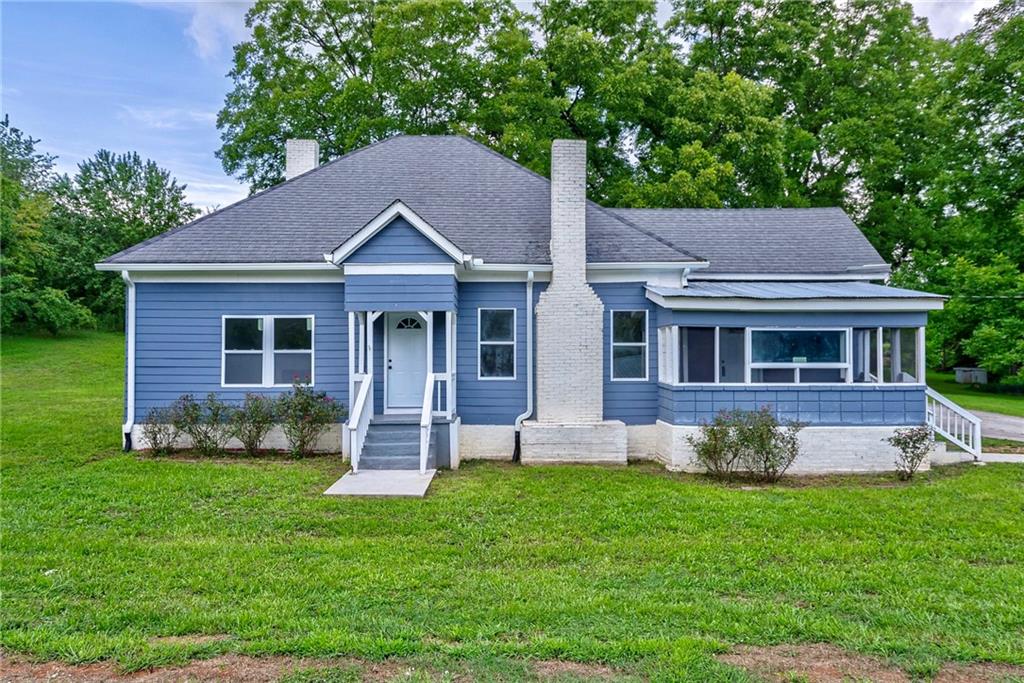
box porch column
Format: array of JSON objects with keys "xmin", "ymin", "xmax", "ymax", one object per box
[
  {"xmin": 446, "ymin": 311, "xmax": 455, "ymax": 417},
  {"xmin": 347, "ymin": 312, "xmax": 356, "ymax": 408}
]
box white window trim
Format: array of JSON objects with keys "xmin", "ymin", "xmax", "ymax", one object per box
[
  {"xmin": 748, "ymin": 326, "xmax": 850, "ymax": 384},
  {"xmin": 477, "ymin": 307, "xmax": 516, "ymax": 381},
  {"xmin": 662, "ymin": 325, "xmax": 928, "ymax": 388},
  {"xmin": 610, "ymin": 309, "xmax": 649, "ymax": 382},
  {"xmin": 221, "ymin": 314, "xmax": 315, "ymax": 388}
]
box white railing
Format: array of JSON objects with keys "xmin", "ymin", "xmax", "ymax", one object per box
[
  {"xmin": 432, "ymin": 372, "xmax": 454, "ymax": 418},
  {"xmin": 926, "ymin": 387, "xmax": 982, "ymax": 457},
  {"xmin": 419, "ymin": 372, "xmax": 441, "ymax": 474},
  {"xmin": 346, "ymin": 373, "xmax": 373, "ymax": 473}
]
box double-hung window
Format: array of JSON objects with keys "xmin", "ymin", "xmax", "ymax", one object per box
[
  {"xmin": 478, "ymin": 308, "xmax": 515, "ymax": 379},
  {"xmin": 611, "ymin": 310, "xmax": 648, "ymax": 381},
  {"xmin": 222, "ymin": 315, "xmax": 314, "ymax": 387}
]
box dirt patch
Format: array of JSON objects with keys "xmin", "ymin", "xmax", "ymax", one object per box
[
  {"xmin": 532, "ymin": 659, "xmax": 620, "ymax": 680},
  {"xmin": 0, "ymin": 653, "xmax": 632, "ymax": 682},
  {"xmin": 0, "ymin": 654, "xmax": 399, "ymax": 683},
  {"xmin": 718, "ymin": 644, "xmax": 909, "ymax": 682},
  {"xmin": 934, "ymin": 661, "xmax": 1024, "ymax": 682},
  {"xmin": 718, "ymin": 644, "xmax": 1024, "ymax": 683}
]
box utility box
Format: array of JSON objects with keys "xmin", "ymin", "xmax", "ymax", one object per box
[{"xmin": 954, "ymin": 367, "xmax": 988, "ymax": 384}]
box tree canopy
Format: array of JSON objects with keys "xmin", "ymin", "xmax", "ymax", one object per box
[
  {"xmin": 1, "ymin": 118, "xmax": 198, "ymax": 333},
  {"xmin": 215, "ymin": 0, "xmax": 1023, "ymax": 380}
]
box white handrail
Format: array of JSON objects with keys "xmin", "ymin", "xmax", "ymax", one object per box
[
  {"xmin": 419, "ymin": 372, "xmax": 439, "ymax": 474},
  {"xmin": 925, "ymin": 387, "xmax": 982, "ymax": 457},
  {"xmin": 347, "ymin": 373, "xmax": 372, "ymax": 473}
]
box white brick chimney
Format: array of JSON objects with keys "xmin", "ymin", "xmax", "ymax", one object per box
[
  {"xmin": 521, "ymin": 139, "xmax": 627, "ymax": 464},
  {"xmin": 285, "ymin": 139, "xmax": 320, "ymax": 179}
]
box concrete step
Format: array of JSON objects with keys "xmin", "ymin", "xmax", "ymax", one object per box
[
  {"xmin": 362, "ymin": 441, "xmax": 421, "ymax": 457},
  {"xmin": 361, "ymin": 453, "xmax": 437, "ymax": 470}
]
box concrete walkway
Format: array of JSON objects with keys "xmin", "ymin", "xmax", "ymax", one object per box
[
  {"xmin": 324, "ymin": 469, "xmax": 436, "ymax": 497},
  {"xmin": 974, "ymin": 410, "xmax": 1024, "ymax": 441}
]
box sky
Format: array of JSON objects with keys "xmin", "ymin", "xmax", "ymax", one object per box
[{"xmin": 1, "ymin": 0, "xmax": 999, "ymax": 212}]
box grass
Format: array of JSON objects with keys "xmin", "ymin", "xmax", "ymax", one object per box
[
  {"xmin": 3, "ymin": 332, "xmax": 1024, "ymax": 681},
  {"xmin": 927, "ymin": 370, "xmax": 1024, "ymax": 418}
]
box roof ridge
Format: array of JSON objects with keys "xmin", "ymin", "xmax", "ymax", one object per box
[
  {"xmin": 452, "ymin": 135, "xmax": 699, "ymax": 262},
  {"xmin": 103, "ymin": 136, "xmax": 406, "ymax": 263}
]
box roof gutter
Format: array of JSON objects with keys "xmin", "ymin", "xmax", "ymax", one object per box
[
  {"xmin": 513, "ymin": 270, "xmax": 535, "ymax": 461},
  {"xmin": 121, "ymin": 270, "xmax": 136, "ymax": 451}
]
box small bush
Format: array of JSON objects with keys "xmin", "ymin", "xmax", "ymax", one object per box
[
  {"xmin": 231, "ymin": 393, "xmax": 276, "ymax": 457},
  {"xmin": 687, "ymin": 410, "xmax": 745, "ymax": 477},
  {"xmin": 171, "ymin": 393, "xmax": 234, "ymax": 456},
  {"xmin": 141, "ymin": 406, "xmax": 179, "ymax": 455},
  {"xmin": 737, "ymin": 406, "xmax": 805, "ymax": 483},
  {"xmin": 275, "ymin": 383, "xmax": 346, "ymax": 458},
  {"xmin": 887, "ymin": 426, "xmax": 933, "ymax": 480},
  {"xmin": 688, "ymin": 407, "xmax": 805, "ymax": 482}
]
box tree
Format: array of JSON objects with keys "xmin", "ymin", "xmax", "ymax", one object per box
[
  {"xmin": 217, "ymin": 0, "xmax": 533, "ymax": 190},
  {"xmin": 41, "ymin": 151, "xmax": 199, "ymax": 324},
  {"xmin": 216, "ymin": 0, "xmax": 785, "ymax": 202},
  {"xmin": 671, "ymin": 0, "xmax": 947, "ymax": 259},
  {"xmin": 1, "ymin": 117, "xmax": 94, "ymax": 334}
]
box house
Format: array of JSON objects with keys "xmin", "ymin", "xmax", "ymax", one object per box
[{"xmin": 98, "ymin": 136, "xmax": 976, "ymax": 474}]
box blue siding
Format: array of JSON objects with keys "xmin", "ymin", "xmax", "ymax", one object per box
[
  {"xmin": 133, "ymin": 282, "xmax": 347, "ymax": 423},
  {"xmin": 456, "ymin": 281, "xmax": 539, "ymax": 424},
  {"xmin": 658, "ymin": 384, "xmax": 926, "ymax": 426},
  {"xmin": 656, "ymin": 309, "xmax": 928, "ymax": 328},
  {"xmin": 593, "ymin": 283, "xmax": 659, "ymax": 425},
  {"xmin": 344, "ymin": 274, "xmax": 457, "ymax": 311},
  {"xmin": 345, "ymin": 216, "xmax": 454, "ymax": 263}
]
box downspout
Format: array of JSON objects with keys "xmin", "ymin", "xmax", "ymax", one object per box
[
  {"xmin": 512, "ymin": 270, "xmax": 535, "ymax": 462},
  {"xmin": 121, "ymin": 270, "xmax": 136, "ymax": 451}
]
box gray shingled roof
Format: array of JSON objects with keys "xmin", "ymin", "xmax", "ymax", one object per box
[
  {"xmin": 610, "ymin": 208, "xmax": 888, "ymax": 275},
  {"xmin": 103, "ymin": 135, "xmax": 887, "ymax": 274},
  {"xmin": 103, "ymin": 135, "xmax": 697, "ymax": 266},
  {"xmin": 646, "ymin": 281, "xmax": 943, "ymax": 300}
]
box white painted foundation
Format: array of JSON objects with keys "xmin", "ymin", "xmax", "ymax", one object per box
[
  {"xmin": 655, "ymin": 420, "xmax": 928, "ymax": 474},
  {"xmin": 458, "ymin": 424, "xmax": 515, "ymax": 460},
  {"xmin": 130, "ymin": 424, "xmax": 341, "ymax": 453},
  {"xmin": 520, "ymin": 420, "xmax": 628, "ymax": 465}
]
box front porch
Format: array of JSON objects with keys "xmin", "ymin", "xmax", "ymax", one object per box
[{"xmin": 343, "ymin": 309, "xmax": 459, "ymax": 474}]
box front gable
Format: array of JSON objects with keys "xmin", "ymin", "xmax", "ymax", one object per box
[
  {"xmin": 326, "ymin": 200, "xmax": 467, "ymax": 266},
  {"xmin": 345, "ymin": 216, "xmax": 454, "ymax": 264}
]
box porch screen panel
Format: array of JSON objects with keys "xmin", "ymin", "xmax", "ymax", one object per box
[{"xmin": 678, "ymin": 327, "xmax": 715, "ymax": 383}]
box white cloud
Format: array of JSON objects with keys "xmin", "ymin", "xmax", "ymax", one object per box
[
  {"xmin": 911, "ymin": 0, "xmax": 998, "ymax": 38},
  {"xmin": 135, "ymin": 1, "xmax": 252, "ymax": 60},
  {"xmin": 119, "ymin": 105, "xmax": 217, "ymax": 129},
  {"xmin": 184, "ymin": 1, "xmax": 252, "ymax": 60}
]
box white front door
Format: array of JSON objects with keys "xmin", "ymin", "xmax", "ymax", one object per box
[{"xmin": 386, "ymin": 313, "xmax": 428, "ymax": 410}]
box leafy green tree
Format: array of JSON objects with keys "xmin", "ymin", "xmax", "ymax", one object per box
[
  {"xmin": 41, "ymin": 151, "xmax": 199, "ymax": 325},
  {"xmin": 1, "ymin": 117, "xmax": 94, "ymax": 334},
  {"xmin": 218, "ymin": 0, "xmax": 533, "ymax": 189},
  {"xmin": 671, "ymin": 0, "xmax": 946, "ymax": 258}
]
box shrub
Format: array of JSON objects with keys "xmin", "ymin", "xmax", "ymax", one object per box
[
  {"xmin": 737, "ymin": 406, "xmax": 805, "ymax": 483},
  {"xmin": 231, "ymin": 393, "xmax": 276, "ymax": 457},
  {"xmin": 141, "ymin": 406, "xmax": 179, "ymax": 455},
  {"xmin": 687, "ymin": 410, "xmax": 745, "ymax": 477},
  {"xmin": 275, "ymin": 383, "xmax": 346, "ymax": 458},
  {"xmin": 688, "ymin": 407, "xmax": 805, "ymax": 482},
  {"xmin": 887, "ymin": 426, "xmax": 933, "ymax": 480},
  {"xmin": 171, "ymin": 393, "xmax": 234, "ymax": 456}
]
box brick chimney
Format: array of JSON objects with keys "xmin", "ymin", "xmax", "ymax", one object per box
[
  {"xmin": 285, "ymin": 139, "xmax": 320, "ymax": 180},
  {"xmin": 521, "ymin": 140, "xmax": 627, "ymax": 464}
]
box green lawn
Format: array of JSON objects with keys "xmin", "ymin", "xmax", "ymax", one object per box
[
  {"xmin": 927, "ymin": 370, "xmax": 1024, "ymax": 418},
  {"xmin": 3, "ymin": 333, "xmax": 1024, "ymax": 681}
]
